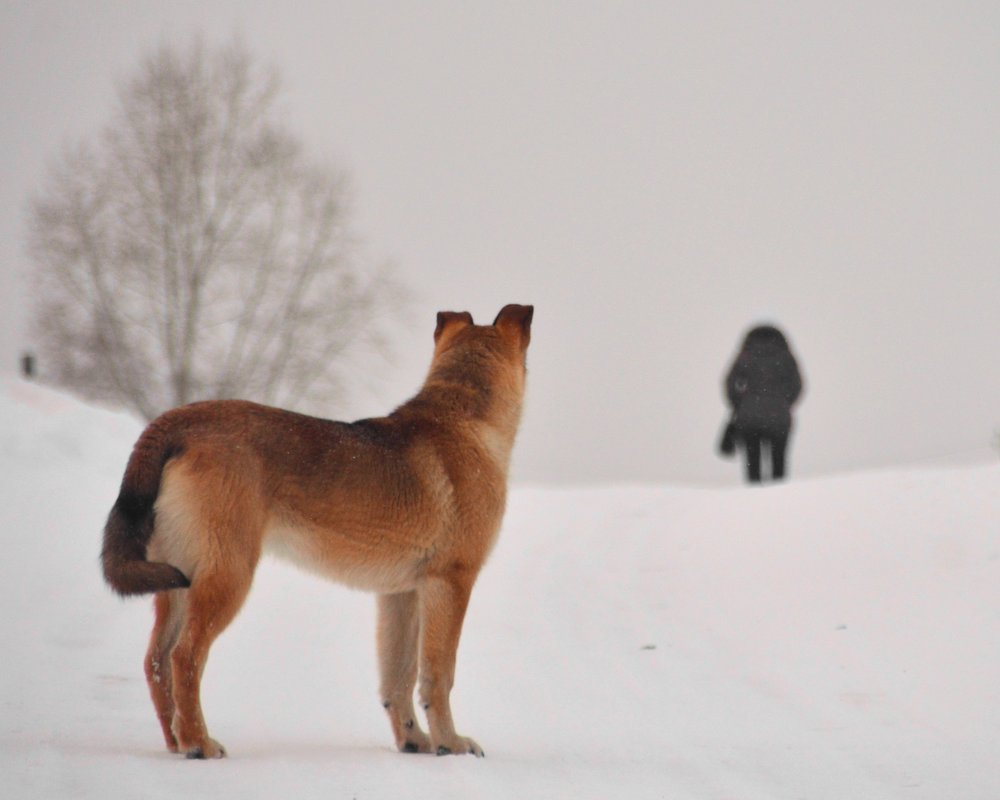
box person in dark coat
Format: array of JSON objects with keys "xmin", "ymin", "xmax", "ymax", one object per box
[{"xmin": 719, "ymin": 325, "xmax": 803, "ymax": 483}]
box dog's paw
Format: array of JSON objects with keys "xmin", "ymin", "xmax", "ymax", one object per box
[
  {"xmin": 399, "ymin": 729, "xmax": 433, "ymax": 754},
  {"xmin": 184, "ymin": 738, "xmax": 227, "ymax": 759},
  {"xmin": 434, "ymin": 735, "xmax": 484, "ymax": 758}
]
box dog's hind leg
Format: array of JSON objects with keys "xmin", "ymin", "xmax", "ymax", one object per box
[
  {"xmin": 377, "ymin": 591, "xmax": 432, "ymax": 753},
  {"xmin": 169, "ymin": 553, "xmax": 257, "ymax": 759},
  {"xmin": 145, "ymin": 589, "xmax": 187, "ymax": 752},
  {"xmin": 417, "ymin": 570, "xmax": 484, "ymax": 757}
]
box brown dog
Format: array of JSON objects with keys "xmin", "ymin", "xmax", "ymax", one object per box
[{"xmin": 102, "ymin": 304, "xmax": 533, "ymax": 759}]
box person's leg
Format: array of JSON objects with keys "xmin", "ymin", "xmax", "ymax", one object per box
[
  {"xmin": 772, "ymin": 433, "xmax": 789, "ymax": 480},
  {"xmin": 744, "ymin": 434, "xmax": 762, "ymax": 483}
]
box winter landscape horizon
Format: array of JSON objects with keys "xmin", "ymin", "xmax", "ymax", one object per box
[
  {"xmin": 2, "ymin": 375, "xmax": 997, "ymax": 799},
  {"xmin": 5, "ymin": 2, "xmax": 1000, "ymax": 488},
  {"xmin": 3, "ymin": 5, "xmax": 999, "ymax": 797}
]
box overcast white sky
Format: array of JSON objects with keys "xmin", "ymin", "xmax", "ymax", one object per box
[{"xmin": 2, "ymin": 1, "xmax": 1000, "ymax": 485}]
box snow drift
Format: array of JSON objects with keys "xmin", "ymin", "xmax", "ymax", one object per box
[{"xmin": 1, "ymin": 376, "xmax": 997, "ymax": 799}]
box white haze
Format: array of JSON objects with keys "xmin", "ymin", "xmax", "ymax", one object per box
[{"xmin": 2, "ymin": 2, "xmax": 1000, "ymax": 484}]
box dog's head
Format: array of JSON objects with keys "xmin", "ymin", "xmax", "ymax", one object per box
[
  {"xmin": 433, "ymin": 304, "xmax": 533, "ymax": 359},
  {"xmin": 427, "ymin": 304, "xmax": 533, "ymax": 415}
]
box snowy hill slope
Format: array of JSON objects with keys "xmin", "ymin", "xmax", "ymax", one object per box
[{"xmin": 1, "ymin": 377, "xmax": 997, "ymax": 799}]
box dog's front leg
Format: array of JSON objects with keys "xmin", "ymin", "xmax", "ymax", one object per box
[
  {"xmin": 417, "ymin": 571, "xmax": 484, "ymax": 757},
  {"xmin": 377, "ymin": 591, "xmax": 432, "ymax": 753}
]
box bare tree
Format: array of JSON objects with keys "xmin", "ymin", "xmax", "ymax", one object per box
[{"xmin": 27, "ymin": 39, "xmax": 403, "ymax": 420}]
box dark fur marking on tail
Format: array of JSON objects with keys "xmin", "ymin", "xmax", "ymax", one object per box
[{"xmin": 101, "ymin": 441, "xmax": 189, "ymax": 596}]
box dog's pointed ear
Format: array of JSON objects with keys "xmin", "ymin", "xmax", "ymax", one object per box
[
  {"xmin": 434, "ymin": 310, "xmax": 474, "ymax": 343},
  {"xmin": 493, "ymin": 304, "xmax": 534, "ymax": 348}
]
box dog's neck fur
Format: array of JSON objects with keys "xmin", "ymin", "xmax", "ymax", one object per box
[{"xmin": 394, "ymin": 352, "xmax": 524, "ymax": 476}]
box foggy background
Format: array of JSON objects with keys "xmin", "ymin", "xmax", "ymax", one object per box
[{"xmin": 2, "ymin": 1, "xmax": 999, "ymax": 486}]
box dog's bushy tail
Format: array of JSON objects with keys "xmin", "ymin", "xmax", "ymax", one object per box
[{"xmin": 101, "ymin": 422, "xmax": 191, "ymax": 596}]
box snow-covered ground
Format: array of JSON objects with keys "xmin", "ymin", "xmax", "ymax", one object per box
[{"xmin": 1, "ymin": 376, "xmax": 997, "ymax": 799}]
